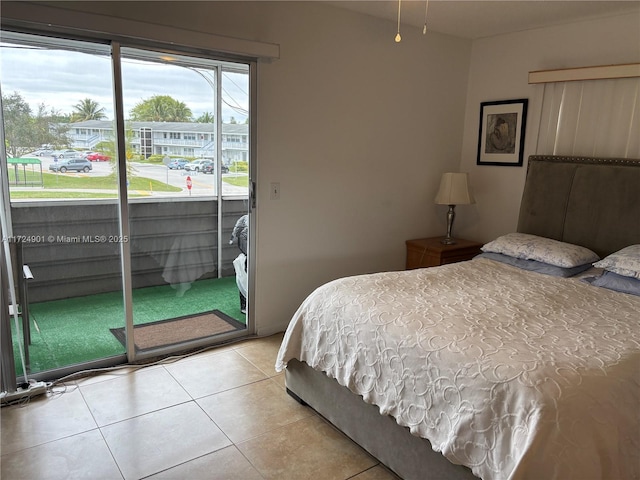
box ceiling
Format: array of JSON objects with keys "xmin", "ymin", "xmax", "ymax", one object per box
[{"xmin": 324, "ymin": 1, "xmax": 640, "ymax": 40}]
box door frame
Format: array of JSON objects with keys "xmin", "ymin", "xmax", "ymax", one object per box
[{"xmin": 0, "ymin": 27, "xmax": 257, "ymax": 378}]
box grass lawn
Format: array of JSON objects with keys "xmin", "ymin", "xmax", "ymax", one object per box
[
  {"xmin": 8, "ymin": 170, "xmax": 180, "ymax": 191},
  {"xmin": 42, "ymin": 172, "xmax": 181, "ymax": 191},
  {"xmin": 8, "ymin": 170, "xmax": 183, "ymax": 199},
  {"xmin": 223, "ymin": 174, "xmax": 249, "ymax": 187},
  {"xmin": 8, "ymin": 169, "xmax": 246, "ymax": 199},
  {"xmin": 10, "ymin": 191, "xmax": 121, "ymax": 199}
]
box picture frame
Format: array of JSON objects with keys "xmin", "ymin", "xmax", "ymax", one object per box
[{"xmin": 477, "ymin": 98, "xmax": 528, "ymax": 166}]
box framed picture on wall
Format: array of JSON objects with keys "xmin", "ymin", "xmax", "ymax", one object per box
[{"xmin": 477, "ymin": 98, "xmax": 528, "ymax": 166}]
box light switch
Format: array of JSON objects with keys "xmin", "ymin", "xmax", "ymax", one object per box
[{"xmin": 270, "ymin": 182, "xmax": 280, "ymax": 200}]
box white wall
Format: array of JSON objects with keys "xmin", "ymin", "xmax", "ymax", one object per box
[
  {"xmin": 5, "ymin": 1, "xmax": 472, "ymax": 334},
  {"xmin": 456, "ymin": 11, "xmax": 640, "ymax": 245},
  {"xmin": 248, "ymin": 4, "xmax": 471, "ymax": 334}
]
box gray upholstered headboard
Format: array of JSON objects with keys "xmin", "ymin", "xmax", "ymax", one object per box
[{"xmin": 517, "ymin": 155, "xmax": 640, "ymax": 258}]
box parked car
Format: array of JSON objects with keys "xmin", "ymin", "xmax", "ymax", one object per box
[
  {"xmin": 49, "ymin": 158, "xmax": 92, "ymax": 173},
  {"xmin": 184, "ymin": 159, "xmax": 210, "ymax": 172},
  {"xmin": 86, "ymin": 153, "xmax": 111, "ymax": 162},
  {"xmin": 201, "ymin": 162, "xmax": 230, "ymax": 174},
  {"xmin": 167, "ymin": 159, "xmax": 189, "ymax": 170},
  {"xmin": 31, "ymin": 149, "xmax": 54, "ymax": 156},
  {"xmin": 201, "ymin": 161, "xmax": 215, "ymax": 174},
  {"xmin": 53, "ymin": 149, "xmax": 80, "ymax": 159}
]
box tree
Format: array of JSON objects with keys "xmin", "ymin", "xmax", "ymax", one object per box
[
  {"xmin": 1, "ymin": 92, "xmax": 67, "ymax": 157},
  {"xmin": 104, "ymin": 123, "xmax": 136, "ymax": 183},
  {"xmin": 36, "ymin": 104, "xmax": 71, "ymax": 148},
  {"xmin": 129, "ymin": 95, "xmax": 193, "ymax": 122},
  {"xmin": 196, "ymin": 112, "xmax": 215, "ymax": 123},
  {"xmin": 2, "ymin": 92, "xmax": 32, "ymax": 157},
  {"xmin": 71, "ymin": 98, "xmax": 106, "ymax": 121}
]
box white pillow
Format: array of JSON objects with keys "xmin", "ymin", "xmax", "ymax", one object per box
[
  {"xmin": 481, "ymin": 233, "xmax": 599, "ymax": 268},
  {"xmin": 593, "ymin": 245, "xmax": 640, "ymax": 280}
]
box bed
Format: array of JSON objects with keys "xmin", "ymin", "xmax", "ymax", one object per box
[{"xmin": 275, "ymin": 155, "xmax": 640, "ymax": 480}]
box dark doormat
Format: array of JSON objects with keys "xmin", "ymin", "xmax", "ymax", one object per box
[{"xmin": 110, "ymin": 310, "xmax": 245, "ymax": 352}]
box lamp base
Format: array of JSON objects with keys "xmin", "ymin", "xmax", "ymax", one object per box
[{"xmin": 440, "ymin": 205, "xmax": 458, "ymax": 245}]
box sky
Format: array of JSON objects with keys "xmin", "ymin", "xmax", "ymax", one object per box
[{"xmin": 0, "ymin": 39, "xmax": 249, "ymax": 123}]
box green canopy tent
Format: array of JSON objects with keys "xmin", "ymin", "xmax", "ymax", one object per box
[{"xmin": 7, "ymin": 157, "xmax": 43, "ymax": 187}]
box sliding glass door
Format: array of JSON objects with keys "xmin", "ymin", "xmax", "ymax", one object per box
[
  {"xmin": 0, "ymin": 29, "xmax": 252, "ymax": 378},
  {"xmin": 0, "ymin": 32, "xmax": 126, "ymax": 377},
  {"xmin": 117, "ymin": 47, "xmax": 250, "ymax": 359}
]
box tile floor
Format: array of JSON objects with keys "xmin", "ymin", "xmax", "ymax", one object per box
[{"xmin": 1, "ymin": 333, "xmax": 401, "ymax": 480}]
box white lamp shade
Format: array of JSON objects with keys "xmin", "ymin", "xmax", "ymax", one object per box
[{"xmin": 434, "ymin": 172, "xmax": 475, "ymax": 205}]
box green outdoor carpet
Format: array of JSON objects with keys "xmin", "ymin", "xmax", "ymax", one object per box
[{"xmin": 10, "ymin": 276, "xmax": 245, "ymax": 376}]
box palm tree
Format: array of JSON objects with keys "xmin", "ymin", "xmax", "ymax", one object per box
[
  {"xmin": 71, "ymin": 98, "xmax": 106, "ymax": 121},
  {"xmin": 196, "ymin": 112, "xmax": 214, "ymax": 123},
  {"xmin": 130, "ymin": 95, "xmax": 193, "ymax": 122}
]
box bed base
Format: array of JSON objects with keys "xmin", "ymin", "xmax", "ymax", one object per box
[{"xmin": 285, "ymin": 359, "xmax": 478, "ymax": 480}]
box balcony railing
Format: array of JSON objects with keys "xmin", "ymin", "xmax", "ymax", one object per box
[
  {"xmin": 10, "ymin": 198, "xmax": 248, "ymax": 303},
  {"xmin": 221, "ymin": 142, "xmax": 249, "ymax": 149}
]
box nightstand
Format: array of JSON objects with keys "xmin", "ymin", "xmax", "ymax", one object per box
[{"xmin": 405, "ymin": 237, "xmax": 483, "ymax": 269}]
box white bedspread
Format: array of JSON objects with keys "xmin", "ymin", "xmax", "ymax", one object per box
[{"xmin": 275, "ymin": 258, "xmax": 640, "ymax": 480}]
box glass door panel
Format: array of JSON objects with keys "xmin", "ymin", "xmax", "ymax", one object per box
[
  {"xmin": 0, "ymin": 32, "xmax": 125, "ymax": 376},
  {"xmin": 119, "ymin": 47, "xmax": 249, "ymax": 358},
  {"xmin": 221, "ymin": 67, "xmax": 251, "ymax": 323}
]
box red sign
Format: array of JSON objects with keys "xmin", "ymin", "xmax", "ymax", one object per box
[{"xmin": 186, "ymin": 176, "xmax": 192, "ymax": 190}]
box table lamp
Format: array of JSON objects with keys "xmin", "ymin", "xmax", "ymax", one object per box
[{"xmin": 434, "ymin": 172, "xmax": 475, "ymax": 245}]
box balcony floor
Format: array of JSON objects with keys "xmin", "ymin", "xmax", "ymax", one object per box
[{"xmin": 10, "ymin": 276, "xmax": 245, "ymax": 375}]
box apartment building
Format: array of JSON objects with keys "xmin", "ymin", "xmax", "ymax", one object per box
[{"xmin": 68, "ymin": 120, "xmax": 248, "ymax": 163}]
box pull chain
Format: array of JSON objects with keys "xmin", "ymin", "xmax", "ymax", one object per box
[
  {"xmin": 423, "ymin": 0, "xmax": 430, "ymax": 34},
  {"xmin": 395, "ymin": 0, "xmax": 402, "ymax": 42}
]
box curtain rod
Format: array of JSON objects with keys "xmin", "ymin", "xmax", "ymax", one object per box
[{"xmin": 529, "ymin": 63, "xmax": 640, "ymax": 84}]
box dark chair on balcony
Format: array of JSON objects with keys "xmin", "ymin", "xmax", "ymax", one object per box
[{"xmin": 6, "ymin": 239, "xmax": 34, "ymax": 372}]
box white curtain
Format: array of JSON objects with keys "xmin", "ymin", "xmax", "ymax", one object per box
[{"xmin": 536, "ymin": 77, "xmax": 640, "ymax": 158}]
